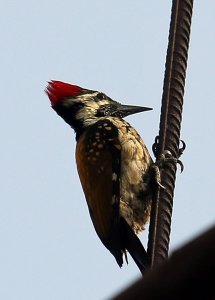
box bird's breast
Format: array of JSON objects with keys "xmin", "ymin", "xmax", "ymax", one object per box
[{"xmin": 109, "ymin": 118, "xmax": 153, "ymax": 233}]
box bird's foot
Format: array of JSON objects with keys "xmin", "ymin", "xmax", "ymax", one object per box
[
  {"xmin": 151, "ymin": 137, "xmax": 186, "ymax": 188},
  {"xmin": 152, "ymin": 136, "xmax": 186, "ymax": 160},
  {"xmin": 152, "ymin": 136, "xmax": 185, "ymax": 172},
  {"xmin": 156, "ymin": 149, "xmax": 184, "ymax": 173}
]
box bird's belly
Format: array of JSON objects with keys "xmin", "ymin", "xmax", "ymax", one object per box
[
  {"xmin": 119, "ymin": 141, "xmax": 152, "ymax": 234},
  {"xmin": 107, "ymin": 117, "xmax": 153, "ymax": 234}
]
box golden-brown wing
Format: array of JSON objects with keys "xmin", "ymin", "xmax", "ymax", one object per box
[{"xmin": 75, "ymin": 119, "xmax": 121, "ymax": 242}]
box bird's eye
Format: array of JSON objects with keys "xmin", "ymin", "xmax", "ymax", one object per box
[
  {"xmin": 96, "ymin": 104, "xmax": 115, "ymax": 117},
  {"xmin": 97, "ymin": 93, "xmax": 106, "ymax": 100}
]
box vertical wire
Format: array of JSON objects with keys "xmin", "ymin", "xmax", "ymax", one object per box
[{"xmin": 147, "ymin": 0, "xmax": 194, "ymax": 268}]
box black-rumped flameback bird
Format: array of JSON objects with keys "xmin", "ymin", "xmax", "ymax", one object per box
[{"xmin": 46, "ymin": 80, "xmax": 157, "ymax": 275}]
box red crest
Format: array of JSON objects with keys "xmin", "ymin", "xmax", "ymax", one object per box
[{"xmin": 46, "ymin": 80, "xmax": 82, "ymax": 105}]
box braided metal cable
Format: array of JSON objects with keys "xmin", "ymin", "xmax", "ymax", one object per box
[{"xmin": 147, "ymin": 0, "xmax": 194, "ymax": 268}]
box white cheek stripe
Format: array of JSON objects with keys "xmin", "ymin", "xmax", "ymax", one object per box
[{"xmin": 75, "ymin": 96, "xmax": 111, "ymax": 127}]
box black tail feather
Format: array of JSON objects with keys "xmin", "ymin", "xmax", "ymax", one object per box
[{"xmin": 120, "ymin": 217, "xmax": 148, "ymax": 275}]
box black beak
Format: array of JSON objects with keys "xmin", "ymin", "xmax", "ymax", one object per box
[{"xmin": 114, "ymin": 104, "xmax": 152, "ymax": 118}]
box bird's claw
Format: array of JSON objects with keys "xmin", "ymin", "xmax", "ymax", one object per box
[
  {"xmin": 157, "ymin": 150, "xmax": 184, "ymax": 173},
  {"xmin": 179, "ymin": 140, "xmax": 186, "ymax": 157},
  {"xmin": 152, "ymin": 136, "xmax": 185, "ymax": 173},
  {"xmin": 157, "ymin": 180, "xmax": 166, "ymax": 190},
  {"xmin": 152, "ymin": 136, "xmax": 159, "ymax": 158},
  {"xmin": 150, "ymin": 163, "xmax": 165, "ymax": 189}
]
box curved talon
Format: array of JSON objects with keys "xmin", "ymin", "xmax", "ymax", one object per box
[
  {"xmin": 150, "ymin": 163, "xmax": 166, "ymax": 189},
  {"xmin": 157, "ymin": 181, "xmax": 166, "ymax": 189},
  {"xmin": 154, "ymin": 136, "xmax": 159, "ymax": 144},
  {"xmin": 179, "ymin": 140, "xmax": 186, "ymax": 157},
  {"xmin": 152, "ymin": 143, "xmax": 157, "ymax": 157},
  {"xmin": 177, "ymin": 159, "xmax": 184, "ymax": 173},
  {"xmin": 152, "ymin": 136, "xmax": 160, "ymax": 157}
]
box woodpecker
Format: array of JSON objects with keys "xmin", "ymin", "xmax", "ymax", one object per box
[{"xmin": 46, "ymin": 80, "xmax": 158, "ymax": 275}]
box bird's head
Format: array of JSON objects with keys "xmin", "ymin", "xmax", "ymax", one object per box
[{"xmin": 45, "ymin": 80, "xmax": 152, "ymax": 134}]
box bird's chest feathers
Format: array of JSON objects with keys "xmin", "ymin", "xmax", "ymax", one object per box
[{"xmin": 111, "ymin": 119, "xmax": 151, "ymax": 187}]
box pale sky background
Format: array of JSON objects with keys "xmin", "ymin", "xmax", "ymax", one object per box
[{"xmin": 1, "ymin": 1, "xmax": 215, "ymax": 299}]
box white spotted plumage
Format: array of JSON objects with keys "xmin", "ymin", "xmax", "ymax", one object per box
[{"xmin": 109, "ymin": 117, "xmax": 153, "ymax": 233}]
